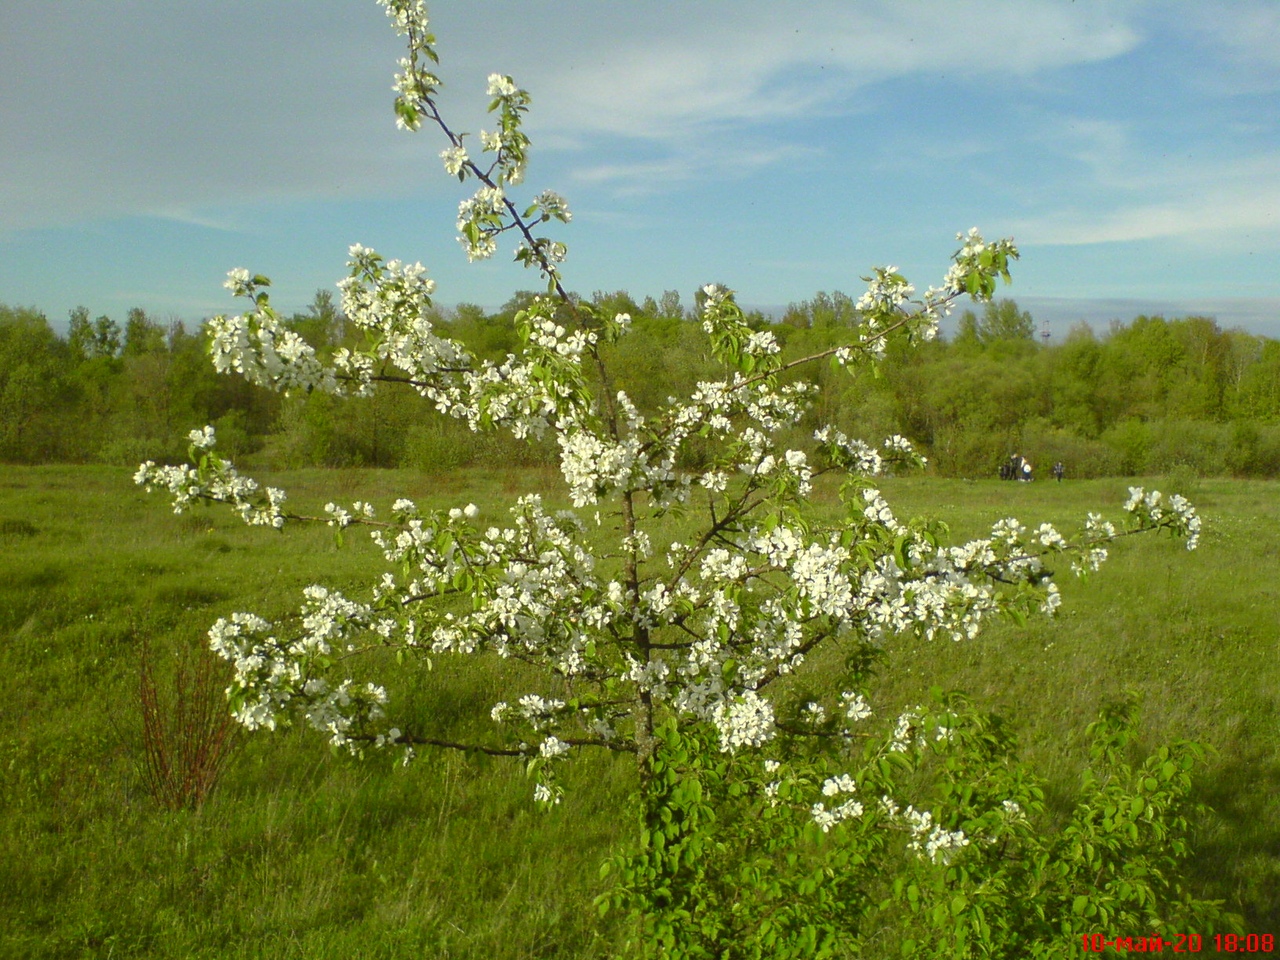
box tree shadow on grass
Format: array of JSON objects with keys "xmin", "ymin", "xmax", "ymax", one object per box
[{"xmin": 1189, "ymin": 753, "xmax": 1280, "ymax": 933}]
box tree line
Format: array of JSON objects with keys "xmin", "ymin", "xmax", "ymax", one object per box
[{"xmin": 2, "ymin": 291, "xmax": 1278, "ymax": 477}]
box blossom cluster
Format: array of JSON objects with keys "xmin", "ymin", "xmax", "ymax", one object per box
[
  {"xmin": 135, "ymin": 427, "xmax": 286, "ymax": 528},
  {"xmin": 207, "ymin": 597, "xmax": 392, "ymax": 754},
  {"xmin": 943, "ymin": 227, "xmax": 1019, "ymax": 302},
  {"xmin": 208, "ymin": 272, "xmax": 337, "ymax": 395},
  {"xmin": 814, "ymin": 427, "xmax": 926, "ymax": 476},
  {"xmin": 811, "ymin": 772, "xmax": 864, "ymax": 833},
  {"xmin": 896, "ymin": 801, "xmax": 971, "ymax": 865},
  {"xmin": 1124, "ymin": 486, "xmax": 1202, "ymax": 549},
  {"xmin": 379, "ymin": 0, "xmax": 438, "ymax": 131},
  {"xmin": 712, "ymin": 691, "xmax": 776, "ymax": 752}
]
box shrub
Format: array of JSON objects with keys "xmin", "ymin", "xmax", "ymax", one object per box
[{"xmin": 138, "ymin": 638, "xmax": 240, "ymax": 811}]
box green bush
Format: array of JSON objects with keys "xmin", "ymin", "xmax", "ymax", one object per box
[{"xmin": 603, "ymin": 698, "xmax": 1239, "ymax": 959}]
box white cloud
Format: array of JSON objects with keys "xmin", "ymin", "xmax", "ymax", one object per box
[
  {"xmin": 0, "ymin": 0, "xmax": 410, "ymax": 231},
  {"xmin": 1017, "ymin": 191, "xmax": 1280, "ymax": 247},
  {"xmin": 0, "ymin": 0, "xmax": 1143, "ymax": 229},
  {"xmin": 571, "ymin": 143, "xmax": 816, "ymax": 195},
  {"xmin": 1012, "ymin": 124, "xmax": 1280, "ymax": 245},
  {"xmin": 519, "ymin": 0, "xmax": 1140, "ymax": 140}
]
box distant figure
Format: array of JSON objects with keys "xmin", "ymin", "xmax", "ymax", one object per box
[
  {"xmin": 1021, "ymin": 460, "xmax": 1033, "ymax": 482},
  {"xmin": 1053, "ymin": 461, "xmax": 1065, "ymax": 483}
]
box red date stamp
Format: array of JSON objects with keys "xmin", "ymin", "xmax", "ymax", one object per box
[{"xmin": 1081, "ymin": 932, "xmax": 1275, "ymax": 953}]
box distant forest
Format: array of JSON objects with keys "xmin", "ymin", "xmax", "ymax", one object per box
[{"xmin": 2, "ymin": 289, "xmax": 1279, "ymax": 478}]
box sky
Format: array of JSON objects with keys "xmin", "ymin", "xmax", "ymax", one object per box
[{"xmin": 2, "ymin": 0, "xmax": 1279, "ymax": 339}]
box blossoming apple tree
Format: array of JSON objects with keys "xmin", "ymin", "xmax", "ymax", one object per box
[{"xmin": 136, "ymin": 2, "xmax": 1228, "ymax": 954}]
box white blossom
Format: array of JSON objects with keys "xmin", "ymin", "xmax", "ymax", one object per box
[
  {"xmin": 712, "ymin": 691, "xmax": 775, "ymax": 753},
  {"xmin": 540, "ymin": 735, "xmax": 570, "ymax": 758},
  {"xmin": 486, "ymin": 73, "xmax": 518, "ymax": 97},
  {"xmin": 440, "ymin": 143, "xmax": 468, "ymax": 176},
  {"xmin": 822, "ymin": 773, "xmax": 857, "ymax": 797},
  {"xmin": 841, "ymin": 692, "xmax": 873, "ymax": 722},
  {"xmin": 811, "ymin": 797, "xmax": 864, "ymax": 832},
  {"xmin": 188, "ymin": 425, "xmax": 217, "ymax": 450}
]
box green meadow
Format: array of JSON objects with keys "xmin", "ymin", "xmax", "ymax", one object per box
[{"xmin": 2, "ymin": 465, "xmax": 1277, "ymax": 957}]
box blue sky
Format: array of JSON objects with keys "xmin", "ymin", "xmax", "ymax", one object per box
[{"xmin": 2, "ymin": 0, "xmax": 1278, "ymax": 338}]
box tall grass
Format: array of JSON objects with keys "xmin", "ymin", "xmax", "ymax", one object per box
[{"xmin": 1, "ymin": 465, "xmax": 1276, "ymax": 957}]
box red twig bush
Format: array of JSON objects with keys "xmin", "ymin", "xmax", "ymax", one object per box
[{"xmin": 139, "ymin": 638, "xmax": 240, "ymax": 810}]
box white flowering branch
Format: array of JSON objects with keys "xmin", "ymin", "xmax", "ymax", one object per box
[{"xmin": 137, "ymin": 1, "xmax": 1203, "ymax": 810}]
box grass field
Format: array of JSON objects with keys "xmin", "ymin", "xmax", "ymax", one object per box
[{"xmin": 1, "ymin": 465, "xmax": 1277, "ymax": 957}]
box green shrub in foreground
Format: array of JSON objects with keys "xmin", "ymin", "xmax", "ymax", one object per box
[{"xmin": 604, "ymin": 696, "xmax": 1236, "ymax": 957}]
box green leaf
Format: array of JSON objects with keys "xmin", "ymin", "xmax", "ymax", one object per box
[{"xmin": 893, "ymin": 535, "xmax": 910, "ymax": 570}]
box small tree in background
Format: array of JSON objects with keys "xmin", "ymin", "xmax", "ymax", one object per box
[{"xmin": 956, "ymin": 298, "xmax": 1036, "ymax": 346}]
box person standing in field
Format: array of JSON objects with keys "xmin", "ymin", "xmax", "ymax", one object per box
[{"xmin": 1053, "ymin": 462, "xmax": 1065, "ymax": 483}]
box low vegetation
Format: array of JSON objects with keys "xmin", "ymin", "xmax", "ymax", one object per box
[{"xmin": 2, "ymin": 465, "xmax": 1276, "ymax": 957}]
